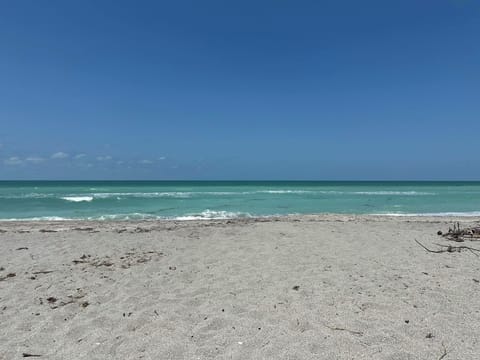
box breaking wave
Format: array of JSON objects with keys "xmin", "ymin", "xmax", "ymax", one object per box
[
  {"xmin": 0, "ymin": 189, "xmax": 438, "ymax": 201},
  {"xmin": 62, "ymin": 196, "xmax": 94, "ymax": 202},
  {"xmin": 352, "ymin": 191, "xmax": 435, "ymax": 196},
  {"xmin": 0, "ymin": 216, "xmax": 74, "ymax": 221},
  {"xmin": 175, "ymin": 210, "xmax": 253, "ymax": 220}
]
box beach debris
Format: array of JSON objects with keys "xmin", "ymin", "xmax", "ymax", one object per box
[
  {"xmin": 73, "ymin": 227, "xmax": 95, "ymax": 232},
  {"xmin": 169, "ymin": 266, "xmax": 177, "ymax": 271},
  {"xmin": 72, "ymin": 259, "xmax": 88, "ymax": 264},
  {"xmin": 22, "ymin": 353, "xmax": 42, "ymax": 357},
  {"xmin": 324, "ymin": 324, "xmax": 363, "ymax": 336},
  {"xmin": 0, "ymin": 272, "xmax": 16, "ymax": 281},
  {"xmin": 415, "ymin": 239, "xmax": 480, "ymax": 256},
  {"xmin": 16, "ymin": 247, "xmax": 29, "ymax": 250},
  {"xmin": 426, "ymin": 332, "xmax": 434, "ymax": 339},
  {"xmin": 50, "ymin": 300, "xmax": 76, "ymax": 309},
  {"xmin": 72, "ymin": 254, "xmax": 91, "ymax": 264},
  {"xmin": 0, "ymin": 266, "xmax": 4, "ymax": 271},
  {"xmin": 39, "ymin": 229, "xmax": 57, "ymax": 233},
  {"xmin": 73, "ymin": 250, "xmax": 163, "ymax": 269},
  {"xmin": 292, "ymin": 285, "xmax": 300, "ymax": 291},
  {"xmin": 473, "ymin": 279, "xmax": 479, "ymax": 283},
  {"xmin": 133, "ymin": 227, "xmax": 151, "ymax": 233},
  {"xmin": 438, "ymin": 342, "xmax": 447, "ymax": 360},
  {"xmin": 94, "ymin": 260, "xmax": 114, "ymax": 267},
  {"xmin": 32, "ymin": 270, "xmax": 54, "ymax": 275},
  {"xmin": 42, "ymin": 290, "xmax": 87, "ymax": 309},
  {"xmin": 439, "ymin": 223, "xmax": 480, "ymax": 242}
]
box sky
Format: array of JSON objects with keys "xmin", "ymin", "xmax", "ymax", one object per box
[{"xmin": 1, "ymin": 0, "xmax": 479, "ymax": 180}]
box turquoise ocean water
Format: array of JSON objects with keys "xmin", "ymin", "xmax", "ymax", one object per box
[{"xmin": 0, "ymin": 181, "xmax": 480, "ymax": 220}]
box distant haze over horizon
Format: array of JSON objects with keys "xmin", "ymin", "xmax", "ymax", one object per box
[{"xmin": 1, "ymin": 1, "xmax": 479, "ymax": 180}]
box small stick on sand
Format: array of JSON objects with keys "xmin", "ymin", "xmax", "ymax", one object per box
[
  {"xmin": 433, "ymin": 243, "xmax": 480, "ymax": 257},
  {"xmin": 324, "ymin": 324, "xmax": 363, "ymax": 336},
  {"xmin": 414, "ymin": 240, "xmax": 445, "ymax": 253},
  {"xmin": 438, "ymin": 342, "xmax": 447, "ymax": 360},
  {"xmin": 415, "ymin": 240, "xmax": 480, "ymax": 256}
]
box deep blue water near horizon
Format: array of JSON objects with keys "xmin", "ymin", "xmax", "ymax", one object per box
[{"xmin": 0, "ymin": 181, "xmax": 480, "ymax": 220}]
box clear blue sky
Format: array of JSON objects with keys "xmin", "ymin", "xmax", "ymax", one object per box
[{"xmin": 1, "ymin": 0, "xmax": 479, "ymax": 180}]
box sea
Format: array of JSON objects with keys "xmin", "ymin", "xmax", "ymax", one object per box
[{"xmin": 0, "ymin": 181, "xmax": 480, "ymax": 221}]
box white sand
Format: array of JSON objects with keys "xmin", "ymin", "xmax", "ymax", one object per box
[{"xmin": 1, "ymin": 215, "xmax": 480, "ymax": 359}]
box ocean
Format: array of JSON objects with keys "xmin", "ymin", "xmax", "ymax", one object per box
[{"xmin": 0, "ymin": 181, "xmax": 479, "ymax": 220}]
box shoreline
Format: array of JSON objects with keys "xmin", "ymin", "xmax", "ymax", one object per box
[{"xmin": 0, "ymin": 212, "xmax": 480, "ymax": 226}]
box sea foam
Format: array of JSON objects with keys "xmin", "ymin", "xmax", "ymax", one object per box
[
  {"xmin": 175, "ymin": 210, "xmax": 253, "ymax": 220},
  {"xmin": 353, "ymin": 191, "xmax": 435, "ymax": 196},
  {"xmin": 62, "ymin": 196, "xmax": 94, "ymax": 202}
]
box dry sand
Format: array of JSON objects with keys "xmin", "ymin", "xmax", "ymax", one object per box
[{"xmin": 1, "ymin": 215, "xmax": 480, "ymax": 359}]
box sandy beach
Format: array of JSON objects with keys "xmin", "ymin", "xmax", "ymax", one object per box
[{"xmin": 1, "ymin": 215, "xmax": 480, "ymax": 359}]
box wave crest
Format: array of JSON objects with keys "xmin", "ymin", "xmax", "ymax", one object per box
[
  {"xmin": 62, "ymin": 196, "xmax": 94, "ymax": 202},
  {"xmin": 176, "ymin": 210, "xmax": 253, "ymax": 220}
]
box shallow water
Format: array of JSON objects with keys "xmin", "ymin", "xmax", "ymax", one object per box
[{"xmin": 1, "ymin": 181, "xmax": 480, "ymax": 220}]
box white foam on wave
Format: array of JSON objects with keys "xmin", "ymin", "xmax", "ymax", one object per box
[
  {"xmin": 353, "ymin": 191, "xmax": 435, "ymax": 196},
  {"xmin": 90, "ymin": 213, "xmax": 161, "ymax": 220},
  {"xmin": 87, "ymin": 210, "xmax": 253, "ymax": 220},
  {"xmin": 0, "ymin": 216, "xmax": 73, "ymax": 221},
  {"xmin": 0, "ymin": 193, "xmax": 54, "ymax": 199},
  {"xmin": 175, "ymin": 210, "xmax": 253, "ymax": 220},
  {"xmin": 256, "ymin": 190, "xmax": 314, "ymax": 194},
  {"xmin": 62, "ymin": 196, "xmax": 94, "ymax": 202},
  {"xmin": 85, "ymin": 190, "xmax": 328, "ymax": 199},
  {"xmin": 3, "ymin": 189, "xmax": 436, "ymax": 202},
  {"xmin": 92, "ymin": 192, "xmax": 193, "ymax": 199}
]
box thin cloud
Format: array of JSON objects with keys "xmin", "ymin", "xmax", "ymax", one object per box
[
  {"xmin": 139, "ymin": 159, "xmax": 153, "ymax": 164},
  {"xmin": 51, "ymin": 152, "xmax": 69, "ymax": 159},
  {"xmin": 74, "ymin": 154, "xmax": 86, "ymax": 159},
  {"xmin": 158, "ymin": 156, "xmax": 166, "ymax": 161},
  {"xmin": 25, "ymin": 156, "xmax": 45, "ymax": 164},
  {"xmin": 96, "ymin": 155, "xmax": 112, "ymax": 161},
  {"xmin": 4, "ymin": 156, "xmax": 23, "ymax": 165}
]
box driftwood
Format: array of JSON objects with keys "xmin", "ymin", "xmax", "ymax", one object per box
[
  {"xmin": 438, "ymin": 342, "xmax": 447, "ymax": 360},
  {"xmin": 415, "ymin": 239, "xmax": 480, "ymax": 256},
  {"xmin": 440, "ymin": 222, "xmax": 480, "ymax": 242}
]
